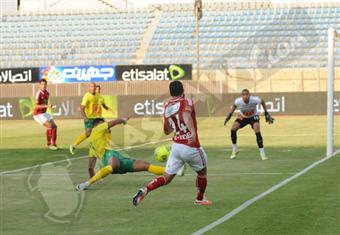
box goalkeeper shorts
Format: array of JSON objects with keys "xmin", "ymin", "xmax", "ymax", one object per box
[{"xmin": 235, "ymin": 115, "xmax": 260, "ymax": 128}]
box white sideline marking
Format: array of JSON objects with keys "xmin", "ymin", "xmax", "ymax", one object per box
[
  {"xmin": 0, "ymin": 139, "xmax": 170, "ymax": 175},
  {"xmin": 191, "ymin": 149, "xmax": 340, "ymax": 235}
]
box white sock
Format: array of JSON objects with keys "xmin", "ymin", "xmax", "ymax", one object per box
[
  {"xmin": 232, "ymin": 144, "xmax": 238, "ymax": 152},
  {"xmin": 259, "ymin": 148, "xmax": 265, "ymax": 155}
]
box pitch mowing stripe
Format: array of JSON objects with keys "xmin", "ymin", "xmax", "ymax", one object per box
[
  {"xmin": 0, "ymin": 139, "xmax": 170, "ymax": 175},
  {"xmin": 191, "ymin": 149, "xmax": 340, "ymax": 235}
]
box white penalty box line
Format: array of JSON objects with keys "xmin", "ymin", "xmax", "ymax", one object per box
[
  {"xmin": 0, "ymin": 139, "xmax": 171, "ymax": 175},
  {"xmin": 191, "ymin": 149, "xmax": 340, "ymax": 235}
]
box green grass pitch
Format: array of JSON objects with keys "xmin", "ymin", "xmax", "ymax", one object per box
[{"xmin": 0, "ymin": 116, "xmax": 339, "ymax": 235}]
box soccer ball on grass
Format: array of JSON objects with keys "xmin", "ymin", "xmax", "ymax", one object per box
[{"xmin": 154, "ymin": 145, "xmax": 170, "ymax": 162}]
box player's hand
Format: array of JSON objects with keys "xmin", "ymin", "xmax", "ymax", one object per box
[
  {"xmin": 224, "ymin": 113, "xmax": 232, "ymax": 126},
  {"xmin": 188, "ymin": 134, "xmax": 196, "ymax": 145},
  {"xmin": 121, "ymin": 117, "xmax": 129, "ymax": 125},
  {"xmin": 223, "ymin": 117, "xmax": 229, "ymax": 126},
  {"xmin": 265, "ymin": 112, "xmax": 274, "ymax": 124},
  {"xmin": 47, "ymin": 104, "xmax": 55, "ymax": 108},
  {"xmin": 85, "ymin": 118, "xmax": 90, "ymax": 123}
]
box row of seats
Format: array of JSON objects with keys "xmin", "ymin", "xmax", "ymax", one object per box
[
  {"xmin": 1, "ymin": 6, "xmax": 340, "ymax": 69},
  {"xmin": 144, "ymin": 7, "xmax": 339, "ymax": 69}
]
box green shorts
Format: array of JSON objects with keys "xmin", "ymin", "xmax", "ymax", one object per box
[
  {"xmin": 102, "ymin": 150, "xmax": 135, "ymax": 174},
  {"xmin": 83, "ymin": 118, "xmax": 103, "ymax": 129},
  {"xmin": 83, "ymin": 118, "xmax": 96, "ymax": 129}
]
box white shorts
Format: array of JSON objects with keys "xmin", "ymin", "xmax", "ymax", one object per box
[
  {"xmin": 165, "ymin": 143, "xmax": 207, "ymax": 175},
  {"xmin": 33, "ymin": 113, "xmax": 53, "ymax": 126}
]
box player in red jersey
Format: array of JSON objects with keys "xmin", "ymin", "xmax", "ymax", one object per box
[
  {"xmin": 132, "ymin": 81, "xmax": 212, "ymax": 206},
  {"xmin": 33, "ymin": 79, "xmax": 59, "ymax": 150}
]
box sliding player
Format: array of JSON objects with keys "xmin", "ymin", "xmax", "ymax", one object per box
[
  {"xmin": 33, "ymin": 79, "xmax": 59, "ymax": 150},
  {"xmin": 224, "ymin": 89, "xmax": 274, "ymax": 160},
  {"xmin": 75, "ymin": 117, "xmax": 165, "ymax": 190},
  {"xmin": 133, "ymin": 81, "xmax": 211, "ymax": 206}
]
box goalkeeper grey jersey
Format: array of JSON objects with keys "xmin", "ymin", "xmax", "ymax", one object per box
[{"xmin": 234, "ymin": 96, "xmax": 261, "ymax": 118}]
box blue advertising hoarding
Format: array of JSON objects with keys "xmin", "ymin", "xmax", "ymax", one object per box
[{"xmin": 39, "ymin": 65, "xmax": 116, "ymax": 83}]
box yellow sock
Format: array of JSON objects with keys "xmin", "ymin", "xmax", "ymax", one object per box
[
  {"xmin": 88, "ymin": 165, "xmax": 113, "ymax": 185},
  {"xmin": 73, "ymin": 133, "xmax": 87, "ymax": 146},
  {"xmin": 148, "ymin": 164, "xmax": 165, "ymax": 175}
]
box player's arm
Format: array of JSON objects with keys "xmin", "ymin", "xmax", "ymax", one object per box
[
  {"xmin": 80, "ymin": 95, "xmax": 89, "ymax": 122},
  {"xmin": 79, "ymin": 105, "xmax": 89, "ymax": 122},
  {"xmin": 34, "ymin": 99, "xmax": 53, "ymax": 109},
  {"xmin": 163, "ymin": 117, "xmax": 173, "ymax": 135},
  {"xmin": 261, "ymin": 99, "xmax": 274, "ymax": 124},
  {"xmin": 102, "ymin": 103, "xmax": 114, "ymax": 113},
  {"xmin": 107, "ymin": 117, "xmax": 129, "ymax": 129},
  {"xmin": 224, "ymin": 104, "xmax": 237, "ymax": 126},
  {"xmin": 182, "ymin": 111, "xmax": 196, "ymax": 144}
]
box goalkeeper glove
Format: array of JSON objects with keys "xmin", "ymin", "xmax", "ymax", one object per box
[
  {"xmin": 224, "ymin": 113, "xmax": 232, "ymax": 126},
  {"xmin": 264, "ymin": 111, "xmax": 274, "ymax": 124}
]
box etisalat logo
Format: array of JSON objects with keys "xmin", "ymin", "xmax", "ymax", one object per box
[{"xmin": 121, "ymin": 65, "xmax": 186, "ymax": 81}]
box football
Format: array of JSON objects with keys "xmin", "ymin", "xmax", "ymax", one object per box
[{"xmin": 154, "ymin": 145, "xmax": 170, "ymax": 162}]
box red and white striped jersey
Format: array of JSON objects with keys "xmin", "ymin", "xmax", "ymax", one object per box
[
  {"xmin": 33, "ymin": 89, "xmax": 49, "ymax": 115},
  {"xmin": 163, "ymin": 95, "xmax": 200, "ymax": 148}
]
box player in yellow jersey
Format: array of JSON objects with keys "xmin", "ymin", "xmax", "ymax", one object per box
[
  {"xmin": 95, "ymin": 84, "xmax": 115, "ymax": 116},
  {"xmin": 70, "ymin": 83, "xmax": 114, "ymax": 155},
  {"xmin": 75, "ymin": 117, "xmax": 165, "ymax": 190}
]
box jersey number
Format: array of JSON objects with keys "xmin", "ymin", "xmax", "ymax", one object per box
[{"xmin": 169, "ymin": 114, "xmax": 188, "ymax": 132}]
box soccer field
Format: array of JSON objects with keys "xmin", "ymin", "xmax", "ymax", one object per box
[{"xmin": 0, "ymin": 116, "xmax": 339, "ymax": 235}]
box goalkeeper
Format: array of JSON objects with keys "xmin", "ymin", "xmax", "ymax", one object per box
[{"xmin": 223, "ymin": 89, "xmax": 274, "ymax": 160}]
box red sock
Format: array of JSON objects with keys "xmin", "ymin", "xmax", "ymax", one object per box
[
  {"xmin": 196, "ymin": 174, "xmax": 207, "ymax": 200},
  {"xmin": 146, "ymin": 176, "xmax": 166, "ymax": 192},
  {"xmin": 51, "ymin": 128, "xmax": 57, "ymax": 146},
  {"xmin": 46, "ymin": 128, "xmax": 52, "ymax": 146}
]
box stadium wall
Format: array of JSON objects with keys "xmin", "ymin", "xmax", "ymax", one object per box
[{"xmin": 1, "ymin": 92, "xmax": 339, "ymax": 120}]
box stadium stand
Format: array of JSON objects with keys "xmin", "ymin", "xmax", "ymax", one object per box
[
  {"xmin": 1, "ymin": 10, "xmax": 152, "ymax": 68},
  {"xmin": 145, "ymin": 6, "xmax": 340, "ymax": 69},
  {"xmin": 1, "ymin": 2, "xmax": 339, "ymax": 70},
  {"xmin": 0, "ymin": 2, "xmax": 339, "ymax": 94}
]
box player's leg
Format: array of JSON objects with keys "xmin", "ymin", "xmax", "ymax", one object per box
[
  {"xmin": 87, "ymin": 156, "xmax": 116, "ymax": 185},
  {"xmin": 76, "ymin": 152, "xmax": 117, "ymax": 190},
  {"xmin": 132, "ymin": 160, "xmax": 165, "ymax": 175},
  {"xmin": 186, "ymin": 146, "xmax": 211, "ymax": 205},
  {"xmin": 42, "ymin": 118, "xmax": 58, "ymax": 150},
  {"xmin": 195, "ymin": 167, "xmax": 211, "ymax": 205},
  {"xmin": 34, "ymin": 113, "xmax": 51, "ymax": 148},
  {"xmin": 42, "ymin": 121, "xmax": 52, "ymax": 147},
  {"xmin": 132, "ymin": 172, "xmax": 176, "ymax": 207},
  {"xmin": 49, "ymin": 118, "xmax": 58, "ymax": 147},
  {"xmin": 132, "ymin": 143, "xmax": 182, "ymax": 206},
  {"xmin": 88, "ymin": 157, "xmax": 97, "ymax": 178},
  {"xmin": 252, "ymin": 121, "xmax": 268, "ymax": 160},
  {"xmin": 230, "ymin": 120, "xmax": 241, "ymax": 159},
  {"xmin": 70, "ymin": 119, "xmax": 93, "ymax": 154}
]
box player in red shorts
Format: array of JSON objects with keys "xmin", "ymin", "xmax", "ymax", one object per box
[
  {"xmin": 132, "ymin": 81, "xmax": 212, "ymax": 206},
  {"xmin": 33, "ymin": 79, "xmax": 59, "ymax": 150}
]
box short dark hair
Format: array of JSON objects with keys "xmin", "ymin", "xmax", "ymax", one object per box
[
  {"xmin": 169, "ymin": 81, "xmax": 184, "ymax": 97},
  {"xmin": 93, "ymin": 118, "xmax": 105, "ymax": 127},
  {"xmin": 241, "ymin": 88, "xmax": 249, "ymax": 94},
  {"xmin": 40, "ymin": 79, "xmax": 47, "ymax": 84},
  {"xmin": 96, "ymin": 85, "xmax": 101, "ymax": 88}
]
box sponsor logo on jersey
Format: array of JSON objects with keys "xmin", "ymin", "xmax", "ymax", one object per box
[{"xmin": 165, "ymin": 102, "xmax": 181, "ymax": 118}]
